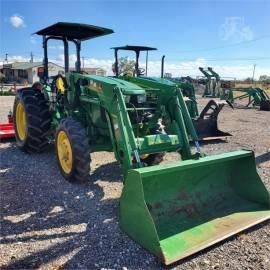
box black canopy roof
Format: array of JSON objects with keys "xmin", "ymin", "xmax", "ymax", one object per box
[
  {"xmin": 35, "ymin": 22, "xmax": 114, "ymax": 41},
  {"xmin": 111, "ymin": 45, "xmax": 157, "ymax": 52}
]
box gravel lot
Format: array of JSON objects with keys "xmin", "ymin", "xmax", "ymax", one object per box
[{"xmin": 0, "ymin": 96, "xmax": 269, "ymax": 270}]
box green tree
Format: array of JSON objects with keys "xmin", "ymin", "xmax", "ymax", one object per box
[
  {"xmin": 112, "ymin": 57, "xmax": 135, "ymax": 75},
  {"xmin": 259, "ymin": 75, "xmax": 270, "ymax": 83},
  {"xmin": 244, "ymin": 77, "xmax": 253, "ymax": 83}
]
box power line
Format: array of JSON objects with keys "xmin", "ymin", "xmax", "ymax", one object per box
[
  {"xmin": 79, "ymin": 55, "xmax": 270, "ymax": 62},
  {"xmin": 3, "ymin": 34, "xmax": 270, "ymax": 59},
  {"xmin": 2, "ymin": 53, "xmax": 270, "ymax": 64},
  {"xmin": 82, "ymin": 56, "xmax": 85, "ymax": 69},
  {"xmin": 176, "ymin": 57, "xmax": 270, "ymax": 62},
  {"xmin": 176, "ymin": 34, "xmax": 270, "ymax": 53}
]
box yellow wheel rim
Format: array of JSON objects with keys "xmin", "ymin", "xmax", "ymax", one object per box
[
  {"xmin": 57, "ymin": 130, "xmax": 73, "ymax": 174},
  {"xmin": 140, "ymin": 154, "xmax": 149, "ymax": 160},
  {"xmin": 16, "ymin": 102, "xmax": 27, "ymax": 141}
]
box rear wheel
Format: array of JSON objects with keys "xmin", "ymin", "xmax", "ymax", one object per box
[
  {"xmin": 13, "ymin": 88, "xmax": 51, "ymax": 153},
  {"xmin": 55, "ymin": 118, "xmax": 90, "ymax": 182}
]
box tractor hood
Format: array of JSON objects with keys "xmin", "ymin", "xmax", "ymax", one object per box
[
  {"xmin": 79, "ymin": 74, "xmax": 146, "ymax": 95},
  {"xmin": 139, "ymin": 76, "xmax": 176, "ymax": 86},
  {"xmin": 121, "ymin": 76, "xmax": 177, "ymax": 90}
]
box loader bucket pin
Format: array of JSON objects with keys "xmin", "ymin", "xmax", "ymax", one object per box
[{"xmin": 120, "ymin": 150, "xmax": 270, "ymax": 265}]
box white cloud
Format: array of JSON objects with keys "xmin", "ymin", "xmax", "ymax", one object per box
[
  {"xmin": 48, "ymin": 45, "xmax": 64, "ymax": 50},
  {"xmin": 55, "ymin": 54, "xmax": 114, "ymax": 73},
  {"xmin": 10, "ymin": 14, "xmax": 25, "ymax": 28},
  {"xmin": 1, "ymin": 54, "xmax": 269, "ymax": 80},
  {"xmin": 64, "ymin": 55, "xmax": 270, "ymax": 79},
  {"xmin": 219, "ymin": 17, "xmax": 254, "ymax": 42},
  {"xmin": 0, "ymin": 55, "xmax": 43, "ymax": 64},
  {"xmin": 146, "ymin": 58, "xmax": 208, "ymax": 78},
  {"xmin": 153, "ymin": 60, "xmax": 270, "ymax": 80}
]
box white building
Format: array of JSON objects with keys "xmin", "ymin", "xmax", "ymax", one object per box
[
  {"xmin": 1, "ymin": 62, "xmax": 64, "ymax": 84},
  {"xmin": 0, "ymin": 62, "xmax": 107, "ymax": 84}
]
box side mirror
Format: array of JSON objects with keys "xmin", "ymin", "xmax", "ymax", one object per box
[{"xmin": 37, "ymin": 67, "xmax": 44, "ymax": 78}]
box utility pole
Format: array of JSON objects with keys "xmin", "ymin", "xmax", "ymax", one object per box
[
  {"xmin": 145, "ymin": 51, "xmax": 148, "ymax": 76},
  {"xmin": 82, "ymin": 56, "xmax": 85, "ymax": 70},
  {"xmin": 30, "ymin": 51, "xmax": 34, "ymax": 63},
  {"xmin": 252, "ymin": 64, "xmax": 256, "ymax": 85}
]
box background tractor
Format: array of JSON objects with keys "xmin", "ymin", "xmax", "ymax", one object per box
[
  {"xmin": 220, "ymin": 86, "xmax": 270, "ymax": 111},
  {"xmin": 111, "ymin": 45, "xmax": 231, "ymax": 140},
  {"xmin": 13, "ymin": 22, "xmax": 270, "ymax": 265},
  {"xmin": 198, "ymin": 67, "xmax": 221, "ymax": 98},
  {"xmin": 198, "ymin": 68, "xmax": 270, "ymax": 111}
]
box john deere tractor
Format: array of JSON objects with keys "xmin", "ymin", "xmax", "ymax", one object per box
[
  {"xmin": 13, "ymin": 22, "xmax": 269, "ymax": 265},
  {"xmin": 111, "ymin": 45, "xmax": 231, "ymax": 140},
  {"xmin": 198, "ymin": 67, "xmax": 221, "ymax": 98},
  {"xmin": 220, "ymin": 87, "xmax": 270, "ymax": 111}
]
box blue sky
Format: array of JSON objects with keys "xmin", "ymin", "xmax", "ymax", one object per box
[{"xmin": 0, "ymin": 0, "xmax": 270, "ymax": 78}]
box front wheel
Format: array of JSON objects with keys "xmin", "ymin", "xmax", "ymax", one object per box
[{"xmin": 55, "ymin": 118, "xmax": 90, "ymax": 182}]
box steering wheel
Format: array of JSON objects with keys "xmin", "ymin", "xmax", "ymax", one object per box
[
  {"xmin": 138, "ymin": 68, "xmax": 145, "ymax": 76},
  {"xmin": 120, "ymin": 70, "xmax": 133, "ymax": 77}
]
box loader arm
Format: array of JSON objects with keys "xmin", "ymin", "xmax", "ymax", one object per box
[
  {"xmin": 199, "ymin": 67, "xmax": 211, "ymax": 78},
  {"xmin": 199, "ymin": 67, "xmax": 214, "ymax": 97},
  {"xmin": 208, "ymin": 67, "xmax": 221, "ymax": 97},
  {"xmin": 68, "ymin": 73, "xmax": 200, "ymax": 176},
  {"xmin": 207, "ymin": 67, "xmax": 220, "ymax": 81},
  {"xmin": 126, "ymin": 76, "xmax": 231, "ymax": 141}
]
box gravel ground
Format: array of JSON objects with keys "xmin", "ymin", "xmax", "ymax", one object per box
[{"xmin": 0, "ymin": 96, "xmax": 269, "ymax": 270}]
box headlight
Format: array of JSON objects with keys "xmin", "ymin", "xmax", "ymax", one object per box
[{"xmin": 137, "ymin": 95, "xmax": 146, "ymax": 103}]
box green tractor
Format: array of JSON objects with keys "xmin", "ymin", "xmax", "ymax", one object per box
[
  {"xmin": 220, "ymin": 87, "xmax": 270, "ymax": 111},
  {"xmin": 199, "ymin": 67, "xmax": 221, "ymax": 98},
  {"xmin": 13, "ymin": 22, "xmax": 270, "ymax": 265},
  {"xmin": 111, "ymin": 45, "xmax": 231, "ymax": 140}
]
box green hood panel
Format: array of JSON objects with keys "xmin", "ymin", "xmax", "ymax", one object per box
[{"xmin": 82, "ymin": 74, "xmax": 146, "ymax": 94}]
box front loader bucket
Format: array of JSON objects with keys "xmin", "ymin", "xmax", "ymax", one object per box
[
  {"xmin": 120, "ymin": 150, "xmax": 270, "ymax": 265},
  {"xmin": 194, "ymin": 99, "xmax": 232, "ymax": 140},
  {"xmin": 193, "ymin": 118, "xmax": 231, "ymax": 140}
]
